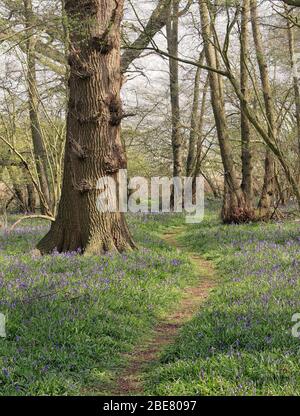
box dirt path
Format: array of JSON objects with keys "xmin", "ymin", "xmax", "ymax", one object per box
[{"xmin": 112, "ymin": 227, "xmax": 217, "ymax": 396}]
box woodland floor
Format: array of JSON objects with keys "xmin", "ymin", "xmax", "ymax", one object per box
[
  {"xmin": 1, "ymin": 203, "xmax": 300, "ymax": 396},
  {"xmin": 112, "ymin": 227, "xmax": 218, "ymax": 395}
]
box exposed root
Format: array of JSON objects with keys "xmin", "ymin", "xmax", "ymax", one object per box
[
  {"xmin": 222, "ymin": 206, "xmax": 256, "ymax": 224},
  {"xmin": 37, "ymin": 216, "xmax": 136, "ymax": 255}
]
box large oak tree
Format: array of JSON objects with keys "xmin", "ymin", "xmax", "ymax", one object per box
[{"xmin": 37, "ymin": 0, "xmax": 135, "ymax": 254}]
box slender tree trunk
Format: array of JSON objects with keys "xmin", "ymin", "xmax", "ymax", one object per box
[
  {"xmin": 22, "ymin": 166, "xmax": 36, "ymax": 213},
  {"xmin": 202, "ymin": 171, "xmax": 220, "ymax": 199},
  {"xmin": 285, "ymin": 5, "xmax": 300, "ymax": 182},
  {"xmin": 27, "ymin": 183, "xmax": 36, "ymax": 213},
  {"xmin": 167, "ymin": 0, "xmax": 183, "ymax": 178},
  {"xmin": 121, "ymin": 0, "xmax": 172, "ymax": 73},
  {"xmin": 23, "ymin": 0, "xmax": 52, "ymax": 215},
  {"xmin": 187, "ymin": 51, "xmax": 205, "ymax": 177},
  {"xmin": 283, "ymin": 1, "xmax": 300, "ymax": 8},
  {"xmin": 222, "ymin": 22, "xmax": 300, "ymax": 208},
  {"xmin": 192, "ymin": 76, "xmax": 209, "ymax": 196},
  {"xmin": 6, "ymin": 166, "xmax": 27, "ymax": 213},
  {"xmin": 199, "ymin": 0, "xmax": 251, "ymax": 223},
  {"xmin": 250, "ymin": 0, "xmax": 275, "ymax": 219},
  {"xmin": 14, "ymin": 185, "xmax": 28, "ymax": 213},
  {"xmin": 275, "ymin": 168, "xmax": 288, "ymax": 206},
  {"xmin": 240, "ymin": 0, "xmax": 253, "ymax": 208},
  {"xmin": 37, "ymin": 0, "xmax": 135, "ymax": 254}
]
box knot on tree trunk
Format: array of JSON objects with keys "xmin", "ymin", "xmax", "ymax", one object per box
[
  {"xmin": 65, "ymin": 0, "xmax": 98, "ymax": 16},
  {"xmin": 77, "ymin": 111, "xmax": 102, "ymax": 125},
  {"xmin": 68, "ymin": 52, "xmax": 93, "ymax": 79},
  {"xmin": 104, "ymin": 144, "xmax": 127, "ymax": 174},
  {"xmin": 90, "ymin": 35, "xmax": 115, "ymax": 54},
  {"xmin": 89, "ymin": 0, "xmax": 120, "ymax": 54},
  {"xmin": 75, "ymin": 179, "xmax": 94, "ymax": 194},
  {"xmin": 69, "ymin": 138, "xmax": 87, "ymax": 160},
  {"xmin": 109, "ymin": 96, "xmax": 123, "ymax": 126}
]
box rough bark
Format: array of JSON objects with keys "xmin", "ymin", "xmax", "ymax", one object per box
[{"xmin": 37, "ymin": 0, "xmax": 135, "ymax": 255}]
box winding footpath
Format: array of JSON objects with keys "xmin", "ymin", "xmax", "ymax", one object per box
[{"xmin": 112, "ymin": 227, "xmax": 218, "ymax": 396}]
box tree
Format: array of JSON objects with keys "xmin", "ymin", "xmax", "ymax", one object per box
[
  {"xmin": 37, "ymin": 0, "xmax": 135, "ymax": 254},
  {"xmin": 24, "ymin": 0, "xmax": 52, "ymax": 215},
  {"xmin": 240, "ymin": 0, "xmax": 253, "ymax": 210},
  {"xmin": 186, "ymin": 51, "xmax": 205, "ymax": 177},
  {"xmin": 250, "ymin": 0, "xmax": 276, "ymax": 219},
  {"xmin": 166, "ymin": 0, "xmax": 183, "ymax": 179},
  {"xmin": 283, "ymin": 0, "xmax": 300, "ymax": 5},
  {"xmin": 199, "ymin": 0, "xmax": 252, "ymax": 223},
  {"xmin": 121, "ymin": 0, "xmax": 172, "ymax": 72},
  {"xmin": 285, "ymin": 3, "xmax": 300, "ymax": 181}
]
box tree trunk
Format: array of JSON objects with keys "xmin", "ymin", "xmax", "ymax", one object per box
[
  {"xmin": 121, "ymin": 0, "xmax": 172, "ymax": 73},
  {"xmin": 6, "ymin": 166, "xmax": 27, "ymax": 213},
  {"xmin": 186, "ymin": 51, "xmax": 205, "ymax": 177},
  {"xmin": 250, "ymin": 0, "xmax": 275, "ymax": 219},
  {"xmin": 285, "ymin": 4, "xmax": 300, "ymax": 183},
  {"xmin": 240, "ymin": 0, "xmax": 253, "ymax": 209},
  {"xmin": 283, "ymin": 1, "xmax": 300, "ymax": 7},
  {"xmin": 24, "ymin": 0, "xmax": 52, "ymax": 215},
  {"xmin": 37, "ymin": 0, "xmax": 135, "ymax": 255},
  {"xmin": 167, "ymin": 0, "xmax": 183, "ymax": 178},
  {"xmin": 27, "ymin": 183, "xmax": 36, "ymax": 213},
  {"xmin": 14, "ymin": 185, "xmax": 28, "ymax": 213},
  {"xmin": 192, "ymin": 76, "xmax": 208, "ymax": 198},
  {"xmin": 199, "ymin": 0, "xmax": 252, "ymax": 223}
]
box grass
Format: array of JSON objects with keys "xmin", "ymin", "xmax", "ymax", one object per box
[
  {"xmin": 0, "ymin": 213, "xmax": 195, "ymax": 396},
  {"xmin": 2, "ymin": 203, "xmax": 300, "ymax": 396},
  {"xmin": 144, "ymin": 204, "xmax": 300, "ymax": 396}
]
